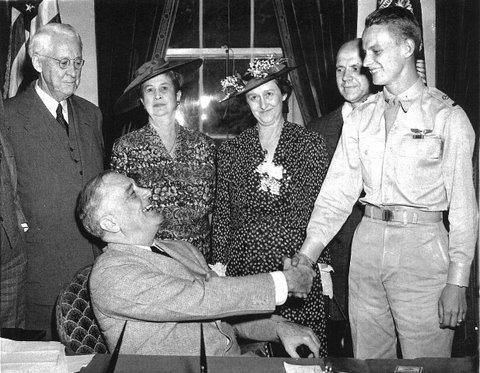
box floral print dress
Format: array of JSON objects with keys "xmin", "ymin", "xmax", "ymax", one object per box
[
  {"xmin": 111, "ymin": 123, "xmax": 216, "ymax": 259},
  {"xmin": 212, "ymin": 122, "xmax": 330, "ymax": 356}
]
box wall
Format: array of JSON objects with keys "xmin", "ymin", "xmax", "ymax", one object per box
[{"xmin": 59, "ymin": 0, "xmax": 98, "ymax": 104}]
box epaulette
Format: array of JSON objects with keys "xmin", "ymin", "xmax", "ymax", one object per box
[{"xmin": 427, "ymin": 87, "xmax": 458, "ymax": 107}]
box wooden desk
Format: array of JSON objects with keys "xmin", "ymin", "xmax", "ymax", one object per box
[{"xmin": 80, "ymin": 354, "xmax": 476, "ymax": 373}]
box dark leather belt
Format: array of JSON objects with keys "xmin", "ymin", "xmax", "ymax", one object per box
[{"xmin": 364, "ymin": 205, "xmax": 442, "ymax": 224}]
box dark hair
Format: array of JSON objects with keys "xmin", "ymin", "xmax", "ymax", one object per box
[
  {"xmin": 137, "ymin": 70, "xmax": 184, "ymax": 101},
  {"xmin": 365, "ymin": 6, "xmax": 422, "ymax": 56},
  {"xmin": 275, "ymin": 77, "xmax": 293, "ymax": 101},
  {"xmin": 77, "ymin": 170, "xmax": 116, "ymax": 238}
]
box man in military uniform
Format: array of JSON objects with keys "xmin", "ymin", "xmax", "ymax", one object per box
[{"xmin": 297, "ymin": 6, "xmax": 477, "ymax": 359}]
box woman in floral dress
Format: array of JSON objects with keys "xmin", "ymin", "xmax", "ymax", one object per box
[
  {"xmin": 212, "ymin": 58, "xmax": 330, "ymax": 356},
  {"xmin": 111, "ymin": 56, "xmax": 216, "ymax": 260}
]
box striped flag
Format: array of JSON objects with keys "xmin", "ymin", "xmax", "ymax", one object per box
[{"xmin": 3, "ymin": 0, "xmax": 61, "ymax": 99}]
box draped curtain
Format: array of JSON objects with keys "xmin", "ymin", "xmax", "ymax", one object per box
[
  {"xmin": 273, "ymin": 0, "xmax": 358, "ymax": 124},
  {"xmin": 95, "ymin": 0, "xmax": 174, "ymax": 159}
]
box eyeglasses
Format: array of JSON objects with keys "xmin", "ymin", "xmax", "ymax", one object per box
[{"xmin": 37, "ymin": 54, "xmax": 85, "ymax": 69}]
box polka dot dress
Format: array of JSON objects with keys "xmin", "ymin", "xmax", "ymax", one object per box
[{"xmin": 212, "ymin": 122, "xmax": 330, "ymax": 356}]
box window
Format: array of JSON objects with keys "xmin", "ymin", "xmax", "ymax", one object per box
[{"xmin": 166, "ymin": 0, "xmax": 300, "ymax": 141}]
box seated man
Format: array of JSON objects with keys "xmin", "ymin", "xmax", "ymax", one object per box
[{"xmin": 77, "ymin": 170, "xmax": 320, "ymax": 357}]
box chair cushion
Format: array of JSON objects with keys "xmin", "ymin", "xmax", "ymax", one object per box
[{"xmin": 55, "ymin": 265, "xmax": 108, "ymax": 355}]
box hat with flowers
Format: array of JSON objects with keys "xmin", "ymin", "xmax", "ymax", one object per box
[{"xmin": 219, "ymin": 56, "xmax": 298, "ymax": 102}]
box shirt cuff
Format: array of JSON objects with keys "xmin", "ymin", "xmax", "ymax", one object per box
[
  {"xmin": 447, "ymin": 261, "xmax": 472, "ymax": 287},
  {"xmin": 270, "ymin": 271, "xmax": 288, "ymax": 305}
]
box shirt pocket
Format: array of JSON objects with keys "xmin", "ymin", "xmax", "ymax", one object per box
[{"xmin": 395, "ymin": 134, "xmax": 443, "ymax": 189}]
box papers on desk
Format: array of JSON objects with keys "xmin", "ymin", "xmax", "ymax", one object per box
[
  {"xmin": 284, "ymin": 362, "xmax": 326, "ymax": 373},
  {"xmin": 0, "ymin": 337, "xmax": 68, "ymax": 373}
]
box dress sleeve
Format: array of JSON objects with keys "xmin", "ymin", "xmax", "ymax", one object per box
[{"xmin": 211, "ymin": 143, "xmax": 232, "ymax": 264}]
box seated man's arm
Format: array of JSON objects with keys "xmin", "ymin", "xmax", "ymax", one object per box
[
  {"xmin": 90, "ymin": 254, "xmax": 278, "ymax": 323},
  {"xmin": 231, "ymin": 315, "xmax": 320, "ymax": 358}
]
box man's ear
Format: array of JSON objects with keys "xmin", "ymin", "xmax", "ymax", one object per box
[
  {"xmin": 31, "ymin": 54, "xmax": 43, "ymax": 73},
  {"xmin": 99, "ymin": 215, "xmax": 120, "ymax": 234},
  {"xmin": 402, "ymin": 38, "xmax": 416, "ymax": 59}
]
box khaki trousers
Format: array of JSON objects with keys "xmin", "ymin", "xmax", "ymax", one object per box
[{"xmin": 349, "ymin": 217, "xmax": 454, "ymax": 359}]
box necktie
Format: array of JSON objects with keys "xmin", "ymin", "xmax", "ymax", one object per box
[
  {"xmin": 150, "ymin": 245, "xmax": 171, "ymax": 258},
  {"xmin": 384, "ymin": 98, "xmax": 400, "ymax": 135},
  {"xmin": 56, "ymin": 103, "xmax": 69, "ymax": 136}
]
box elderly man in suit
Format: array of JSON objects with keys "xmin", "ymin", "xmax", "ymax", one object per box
[
  {"xmin": 4, "ymin": 23, "xmax": 104, "ymax": 339},
  {"xmin": 1, "ymin": 98, "xmax": 28, "ymax": 328},
  {"xmin": 78, "ymin": 170, "xmax": 321, "ymax": 357},
  {"xmin": 307, "ymin": 38, "xmax": 372, "ymax": 327}
]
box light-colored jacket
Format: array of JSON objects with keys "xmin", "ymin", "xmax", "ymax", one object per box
[{"xmin": 90, "ymin": 240, "xmax": 280, "ymax": 356}]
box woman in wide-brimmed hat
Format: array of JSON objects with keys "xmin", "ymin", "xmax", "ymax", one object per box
[
  {"xmin": 211, "ymin": 57, "xmax": 330, "ymax": 356},
  {"xmin": 110, "ymin": 55, "xmax": 216, "ymax": 260}
]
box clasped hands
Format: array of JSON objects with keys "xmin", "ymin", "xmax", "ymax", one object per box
[{"xmin": 282, "ymin": 254, "xmax": 316, "ymax": 299}]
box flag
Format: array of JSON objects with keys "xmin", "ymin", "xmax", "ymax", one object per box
[
  {"xmin": 377, "ymin": 0, "xmax": 427, "ymax": 84},
  {"xmin": 3, "ymin": 0, "xmax": 61, "ymax": 99}
]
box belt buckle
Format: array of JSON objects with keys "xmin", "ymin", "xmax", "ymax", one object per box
[{"xmin": 382, "ymin": 209, "xmax": 393, "ymax": 221}]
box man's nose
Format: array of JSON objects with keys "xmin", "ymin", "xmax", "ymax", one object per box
[
  {"xmin": 139, "ymin": 187, "xmax": 152, "ymax": 199},
  {"xmin": 343, "ymin": 70, "xmax": 352, "ymax": 81},
  {"xmin": 65, "ymin": 63, "xmax": 79, "ymax": 77},
  {"xmin": 363, "ymin": 54, "xmax": 372, "ymax": 68}
]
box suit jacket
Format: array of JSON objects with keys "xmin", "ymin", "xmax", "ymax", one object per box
[
  {"xmin": 4, "ymin": 83, "xmax": 104, "ymax": 313},
  {"xmin": 89, "ymin": 240, "xmax": 279, "ymax": 356},
  {"xmin": 307, "ymin": 106, "xmax": 364, "ymax": 320},
  {"xmin": 307, "ymin": 106, "xmax": 343, "ymax": 161}
]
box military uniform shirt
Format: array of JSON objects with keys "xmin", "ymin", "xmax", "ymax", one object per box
[{"xmin": 306, "ymin": 79, "xmax": 477, "ymax": 286}]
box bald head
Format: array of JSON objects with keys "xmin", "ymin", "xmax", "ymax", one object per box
[{"xmin": 335, "ymin": 38, "xmax": 371, "ymax": 107}]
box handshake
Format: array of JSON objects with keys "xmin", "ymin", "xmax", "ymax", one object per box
[{"xmin": 282, "ymin": 253, "xmax": 317, "ymax": 299}]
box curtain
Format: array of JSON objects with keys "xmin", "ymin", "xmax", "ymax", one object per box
[
  {"xmin": 436, "ymin": 0, "xmax": 478, "ymax": 357},
  {"xmin": 273, "ymin": 0, "xmax": 358, "ymax": 124},
  {"xmin": 95, "ymin": 0, "xmax": 175, "ymax": 159}
]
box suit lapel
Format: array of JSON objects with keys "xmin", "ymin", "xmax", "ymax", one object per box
[{"xmin": 18, "ymin": 87, "xmax": 71, "ymax": 166}]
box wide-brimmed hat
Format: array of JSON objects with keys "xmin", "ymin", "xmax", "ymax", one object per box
[
  {"xmin": 114, "ymin": 55, "xmax": 203, "ymax": 114},
  {"xmin": 219, "ymin": 57, "xmax": 299, "ymax": 102}
]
